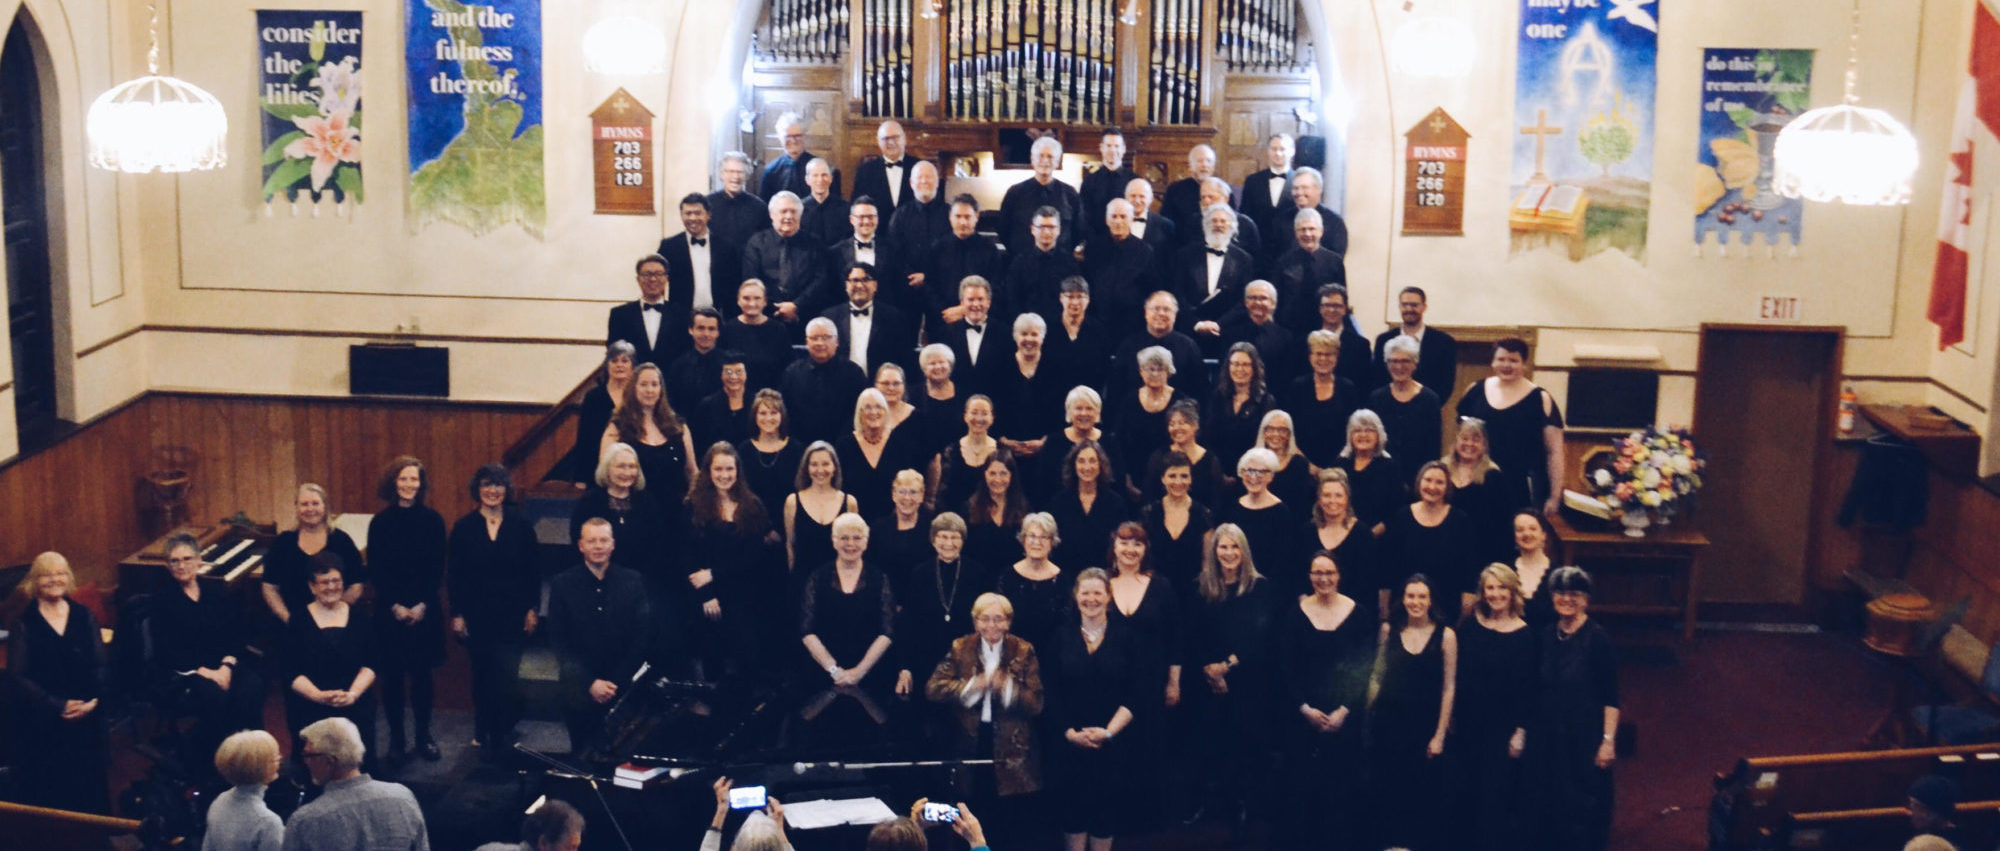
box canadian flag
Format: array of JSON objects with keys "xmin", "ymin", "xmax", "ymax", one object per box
[{"xmin": 1931, "ymin": 0, "xmax": 2000, "ymax": 350}]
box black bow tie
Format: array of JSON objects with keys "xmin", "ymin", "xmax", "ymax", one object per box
[
  {"xmin": 856, "ymin": 240, "xmax": 874, "ymax": 249},
  {"xmin": 886, "ymin": 159, "xmax": 909, "ymax": 170},
  {"xmin": 1132, "ymin": 216, "xmax": 1146, "ymax": 223},
  {"xmin": 641, "ymin": 302, "xmax": 665, "ymax": 313},
  {"xmin": 967, "ymin": 323, "xmax": 985, "ymax": 334},
  {"xmin": 689, "ymin": 237, "xmax": 706, "ymax": 246},
  {"xmin": 851, "ymin": 305, "xmax": 871, "ymax": 317},
  {"xmin": 1206, "ymin": 248, "xmax": 1227, "ymax": 257}
]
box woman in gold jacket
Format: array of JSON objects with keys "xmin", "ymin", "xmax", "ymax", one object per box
[{"xmin": 927, "ymin": 591, "xmax": 1045, "ymax": 799}]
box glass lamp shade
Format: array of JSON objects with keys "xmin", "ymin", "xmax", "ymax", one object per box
[
  {"xmin": 86, "ymin": 74, "xmax": 227, "ymax": 173},
  {"xmin": 582, "ymin": 16, "xmax": 668, "ymax": 76},
  {"xmin": 1393, "ymin": 17, "xmax": 1477, "ymax": 79},
  {"xmin": 1772, "ymin": 103, "xmax": 1919, "ymax": 206}
]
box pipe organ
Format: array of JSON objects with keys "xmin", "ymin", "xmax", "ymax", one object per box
[{"xmin": 756, "ymin": 0, "xmax": 850, "ymax": 64}]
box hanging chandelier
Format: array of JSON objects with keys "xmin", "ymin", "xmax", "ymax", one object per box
[
  {"xmin": 1772, "ymin": 0, "xmax": 1918, "ymax": 205},
  {"xmin": 582, "ymin": 15, "xmax": 668, "ymax": 76},
  {"xmin": 86, "ymin": 1, "xmax": 226, "ymax": 173},
  {"xmin": 1392, "ymin": 3, "xmax": 1477, "ymax": 79}
]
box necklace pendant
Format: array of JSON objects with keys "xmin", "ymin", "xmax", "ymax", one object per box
[{"xmin": 944, "ymin": 613, "xmax": 951, "ymax": 623}]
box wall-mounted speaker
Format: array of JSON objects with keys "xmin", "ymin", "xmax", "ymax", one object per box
[{"xmin": 349, "ymin": 343, "xmax": 449, "ymax": 397}]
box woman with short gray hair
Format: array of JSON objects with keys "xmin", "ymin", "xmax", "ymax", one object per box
[
  {"xmin": 988, "ymin": 313, "xmax": 1065, "ymax": 471},
  {"xmin": 1336, "ymin": 409, "xmax": 1407, "ymax": 537},
  {"xmin": 1368, "ymin": 333, "xmax": 1444, "ymax": 465}
]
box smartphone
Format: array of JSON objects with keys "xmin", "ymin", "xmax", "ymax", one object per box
[
  {"xmin": 728, "ymin": 785, "xmax": 768, "ymax": 810},
  {"xmin": 921, "ymin": 802, "xmax": 959, "ymax": 823}
]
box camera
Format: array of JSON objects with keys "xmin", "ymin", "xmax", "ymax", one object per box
[
  {"xmin": 921, "ymin": 802, "xmax": 959, "ymax": 823},
  {"xmin": 728, "ymin": 785, "xmax": 768, "ymax": 810}
]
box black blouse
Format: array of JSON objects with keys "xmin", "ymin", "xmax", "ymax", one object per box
[
  {"xmin": 738, "ymin": 438, "xmax": 805, "ymax": 533},
  {"xmin": 867, "ymin": 509, "xmax": 936, "ymax": 594},
  {"xmin": 367, "ymin": 503, "xmax": 447, "ymax": 610},
  {"xmin": 1141, "ymin": 500, "xmax": 1215, "ymax": 610},
  {"xmin": 1042, "ymin": 618, "xmax": 1140, "ymax": 732},
  {"xmin": 285, "ymin": 606, "xmax": 375, "ymax": 692},
  {"xmin": 1108, "ymin": 572, "xmax": 1183, "ymax": 692},
  {"xmin": 1203, "ymin": 390, "xmax": 1276, "ymax": 472},
  {"xmin": 1335, "ymin": 455, "xmax": 1407, "ymax": 532},
  {"xmin": 997, "ymin": 565, "xmax": 1069, "ymax": 652},
  {"xmin": 1220, "ymin": 499, "xmax": 1296, "ymax": 578},
  {"xmin": 798, "ymin": 562, "xmax": 897, "ymax": 665},
  {"xmin": 8, "ymin": 603, "xmax": 108, "ymax": 712},
  {"xmin": 448, "ymin": 509, "xmax": 541, "ymax": 633},
  {"xmin": 691, "ymin": 391, "xmax": 755, "ymax": 453},
  {"xmin": 1279, "ymin": 598, "xmax": 1373, "ymax": 715},
  {"xmin": 1368, "ymin": 384, "xmax": 1444, "ymax": 464},
  {"xmin": 897, "ymin": 557, "xmax": 996, "ymax": 675},
  {"xmin": 1382, "ymin": 506, "xmax": 1478, "ymax": 599},
  {"xmin": 1192, "ymin": 580, "xmax": 1276, "ymax": 682},
  {"xmin": 1455, "ymin": 618, "xmax": 1536, "ymax": 737},
  {"xmin": 1456, "ymin": 382, "xmax": 1566, "ymax": 499},
  {"xmin": 837, "ymin": 433, "xmax": 921, "ymax": 521},
  {"xmin": 983, "ymin": 360, "xmax": 1066, "ymax": 443},
  {"xmin": 262, "ymin": 529, "xmax": 366, "ymax": 616},
  {"xmin": 570, "ymin": 487, "xmax": 671, "ymax": 582},
  {"xmin": 1285, "ymin": 375, "xmax": 1360, "ymax": 468},
  {"xmin": 721, "ymin": 318, "xmax": 795, "ymax": 392},
  {"xmin": 1048, "ymin": 488, "xmax": 1132, "ymax": 571},
  {"xmin": 1293, "ymin": 519, "xmax": 1382, "ymax": 610},
  {"xmin": 151, "ymin": 583, "xmax": 246, "ymax": 675},
  {"xmin": 1142, "ymin": 447, "xmax": 1225, "ymax": 508},
  {"xmin": 1110, "ymin": 390, "xmax": 1187, "ymax": 482}
]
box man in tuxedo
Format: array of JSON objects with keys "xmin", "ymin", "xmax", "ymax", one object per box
[
  {"xmin": 851, "ymin": 120, "xmax": 917, "ymax": 216},
  {"xmin": 1219, "ymin": 280, "xmax": 1297, "ymax": 386},
  {"xmin": 888, "ymin": 161, "xmax": 950, "ymax": 275},
  {"xmin": 828, "ymin": 196, "xmax": 902, "ymax": 317},
  {"xmin": 820, "ymin": 262, "xmax": 916, "ymax": 378},
  {"xmin": 1172, "ymin": 204, "xmax": 1255, "ymax": 352},
  {"xmin": 707, "ymin": 151, "xmax": 768, "ymax": 260},
  {"xmin": 999, "ymin": 135, "xmax": 1081, "ymax": 255},
  {"xmin": 1316, "ymin": 283, "xmax": 1378, "ymax": 394},
  {"xmin": 1263, "ymin": 166, "xmax": 1347, "ymax": 267},
  {"xmin": 1078, "ymin": 127, "xmax": 1137, "ymax": 244},
  {"xmin": 1163, "ymin": 144, "xmax": 1237, "ymax": 246},
  {"xmin": 1001, "ymin": 207, "xmax": 1079, "ymax": 323},
  {"xmin": 606, "ymin": 254, "xmax": 688, "ymax": 370},
  {"xmin": 1125, "ymin": 178, "xmax": 1177, "ymax": 254},
  {"xmin": 741, "ymin": 192, "xmax": 828, "ymax": 329},
  {"xmin": 1270, "ymin": 208, "xmax": 1347, "ymax": 333},
  {"xmin": 1373, "ymin": 286, "xmax": 1459, "ymax": 396},
  {"xmin": 758, "ymin": 111, "xmax": 840, "ymax": 200},
  {"xmin": 656, "ymin": 193, "xmax": 740, "ymax": 314},
  {"xmin": 666, "ymin": 307, "xmax": 726, "ymax": 413},
  {"xmin": 1080, "ymin": 198, "xmax": 1158, "ymax": 341},
  {"xmin": 1239, "ymin": 133, "xmax": 1296, "ymax": 230},
  {"xmin": 1111, "ymin": 290, "xmax": 1208, "ymax": 398},
  {"xmin": 940, "ymin": 276, "xmax": 1008, "ymax": 394},
  {"xmin": 798, "ymin": 158, "xmax": 851, "ymax": 246},
  {"xmin": 778, "ymin": 318, "xmax": 870, "ymax": 446},
  {"xmin": 923, "ymin": 195, "xmax": 1008, "ymax": 335},
  {"xmin": 1201, "ymin": 177, "xmax": 1262, "ymax": 263}
]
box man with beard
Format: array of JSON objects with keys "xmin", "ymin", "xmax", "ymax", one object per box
[
  {"xmin": 1080, "ymin": 198, "xmax": 1158, "ymax": 340},
  {"xmin": 741, "ymin": 191, "xmax": 828, "ymax": 330},
  {"xmin": 821, "ymin": 262, "xmax": 917, "ymax": 378},
  {"xmin": 1172, "ymin": 204, "xmax": 1256, "ymax": 355},
  {"xmin": 999, "ymin": 135, "xmax": 1081, "ymax": 254},
  {"xmin": 1202, "ymin": 176, "xmax": 1263, "ymax": 263}
]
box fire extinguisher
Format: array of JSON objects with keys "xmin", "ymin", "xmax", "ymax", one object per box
[{"xmin": 1837, "ymin": 383, "xmax": 1858, "ymax": 436}]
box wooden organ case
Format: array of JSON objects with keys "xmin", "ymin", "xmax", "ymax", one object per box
[{"xmin": 746, "ymin": 0, "xmax": 1322, "ymax": 195}]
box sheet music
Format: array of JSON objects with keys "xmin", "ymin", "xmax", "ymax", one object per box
[{"xmin": 780, "ymin": 797, "xmax": 897, "ymax": 830}]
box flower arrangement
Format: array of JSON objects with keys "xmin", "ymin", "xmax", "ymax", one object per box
[{"xmin": 1588, "ymin": 426, "xmax": 1707, "ymax": 525}]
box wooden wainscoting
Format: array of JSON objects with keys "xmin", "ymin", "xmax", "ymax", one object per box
[{"xmin": 0, "ymin": 392, "xmax": 577, "ymax": 592}]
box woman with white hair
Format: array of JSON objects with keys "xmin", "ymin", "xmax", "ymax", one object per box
[
  {"xmin": 1368, "ymin": 334, "xmax": 1444, "ymax": 464},
  {"xmin": 1111, "ymin": 345, "xmax": 1190, "ymax": 486},
  {"xmin": 1334, "ymin": 409, "xmax": 1407, "ymax": 537},
  {"xmin": 206, "ymin": 730, "xmax": 284, "ymax": 850},
  {"xmin": 926, "ymin": 591, "xmax": 1046, "ymax": 802},
  {"xmin": 1000, "ymin": 511, "xmax": 1069, "ymax": 651},
  {"xmin": 800, "ymin": 513, "xmax": 896, "ymax": 692},
  {"xmin": 837, "ymin": 388, "xmax": 919, "ymax": 519},
  {"xmin": 570, "ymin": 442, "xmax": 671, "ymax": 582},
  {"xmin": 1220, "ymin": 447, "xmax": 1294, "ymax": 580},
  {"xmin": 917, "ymin": 343, "xmax": 966, "ymax": 451},
  {"xmin": 478, "ymin": 797, "xmax": 587, "ymax": 851},
  {"xmin": 989, "ymin": 312, "xmax": 1066, "ymax": 470},
  {"xmin": 1256, "ymin": 409, "xmax": 1315, "ymax": 509},
  {"xmin": 7, "ymin": 552, "xmax": 110, "ymax": 814},
  {"xmin": 1040, "ymin": 385, "xmax": 1124, "ymax": 503}
]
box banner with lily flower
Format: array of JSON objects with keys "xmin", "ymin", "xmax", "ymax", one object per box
[{"xmin": 257, "ymin": 11, "xmax": 363, "ymax": 207}]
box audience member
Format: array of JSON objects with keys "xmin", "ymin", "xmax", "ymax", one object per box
[
  {"xmin": 6, "ymin": 552, "xmax": 109, "ymax": 814},
  {"xmin": 284, "ymin": 717, "xmax": 429, "ymax": 851},
  {"xmin": 367, "ymin": 456, "xmax": 448, "ymax": 765},
  {"xmin": 206, "ymin": 730, "xmax": 284, "ymax": 851},
  {"xmin": 474, "ymin": 797, "xmax": 584, "ymax": 851}
]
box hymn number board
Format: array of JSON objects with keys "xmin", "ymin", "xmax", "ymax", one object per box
[
  {"xmin": 591, "ymin": 88, "xmax": 655, "ymax": 216},
  {"xmin": 1403, "ymin": 107, "xmax": 1469, "ymax": 237}
]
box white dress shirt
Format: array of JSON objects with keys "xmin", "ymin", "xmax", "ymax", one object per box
[
  {"xmin": 1131, "ymin": 217, "xmax": 1148, "ymax": 239},
  {"xmin": 958, "ymin": 638, "xmax": 1017, "ymax": 723},
  {"xmin": 689, "ymin": 236, "xmax": 714, "ymax": 310},
  {"xmin": 965, "ymin": 322, "xmax": 987, "ymax": 366},
  {"xmin": 885, "ymin": 161, "xmax": 907, "ymax": 206},
  {"xmin": 641, "ymin": 299, "xmax": 666, "ymax": 347},
  {"xmin": 1267, "ymin": 172, "xmax": 1288, "ymax": 207},
  {"xmin": 848, "ymin": 304, "xmax": 874, "ymax": 370},
  {"xmin": 854, "ymin": 237, "xmax": 877, "ymax": 268},
  {"xmin": 1205, "ymin": 251, "xmax": 1226, "ymax": 301}
]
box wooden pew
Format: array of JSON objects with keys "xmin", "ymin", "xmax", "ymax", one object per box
[
  {"xmin": 1783, "ymin": 800, "xmax": 2000, "ymax": 850},
  {"xmin": 1713, "ymin": 744, "xmax": 2000, "ymax": 849},
  {"xmin": 0, "ymin": 801, "xmax": 143, "ymax": 851}
]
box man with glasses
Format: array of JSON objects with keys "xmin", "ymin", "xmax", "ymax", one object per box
[
  {"xmin": 780, "ymin": 318, "xmax": 871, "ymax": 445},
  {"xmin": 741, "ymin": 192, "xmax": 827, "ymax": 331},
  {"xmin": 1002, "ymin": 207, "xmax": 1081, "ymax": 323},
  {"xmin": 821, "ymin": 262, "xmax": 916, "ymax": 378},
  {"xmin": 758, "ymin": 111, "xmax": 840, "ymax": 200},
  {"xmin": 606, "ymin": 254, "xmax": 687, "ymax": 370},
  {"xmin": 854, "ymin": 120, "xmax": 919, "ymax": 216},
  {"xmin": 285, "ymin": 718, "xmax": 429, "ymax": 850},
  {"xmin": 829, "ymin": 196, "xmax": 906, "ymax": 315}
]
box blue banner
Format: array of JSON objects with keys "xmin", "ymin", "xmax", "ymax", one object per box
[
  {"xmin": 405, "ymin": 0, "xmax": 545, "ymax": 237},
  {"xmin": 1694, "ymin": 48, "xmax": 1811, "ymax": 251},
  {"xmin": 1510, "ymin": 0, "xmax": 1659, "ymax": 262},
  {"xmin": 257, "ymin": 11, "xmax": 363, "ymax": 206}
]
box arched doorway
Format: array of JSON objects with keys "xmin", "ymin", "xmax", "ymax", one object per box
[{"xmin": 1, "ymin": 12, "xmax": 58, "ymax": 445}]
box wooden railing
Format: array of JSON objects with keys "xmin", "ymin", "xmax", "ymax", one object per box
[{"xmin": 500, "ymin": 367, "xmax": 603, "ymax": 485}]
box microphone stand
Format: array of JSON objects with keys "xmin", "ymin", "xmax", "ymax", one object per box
[{"xmin": 513, "ymin": 744, "xmax": 637, "ymax": 851}]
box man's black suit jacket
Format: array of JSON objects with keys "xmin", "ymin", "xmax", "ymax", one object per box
[
  {"xmin": 657, "ymin": 232, "xmax": 742, "ymax": 315},
  {"xmin": 940, "ymin": 318, "xmax": 1013, "ymax": 395},
  {"xmin": 1169, "ymin": 242, "xmax": 1255, "ymax": 332},
  {"xmin": 852, "ymin": 156, "xmax": 920, "ymax": 217},
  {"xmin": 820, "ymin": 300, "xmax": 919, "ymax": 378},
  {"xmin": 607, "ymin": 300, "xmax": 689, "ymax": 370},
  {"xmin": 1238, "ymin": 168, "xmax": 1296, "ymax": 231},
  {"xmin": 827, "ymin": 237, "xmax": 908, "ymax": 315}
]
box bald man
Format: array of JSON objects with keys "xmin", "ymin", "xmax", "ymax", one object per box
[
  {"xmin": 798, "ymin": 158, "xmax": 852, "ymax": 246},
  {"xmin": 1163, "ymin": 144, "xmax": 1238, "ymax": 246},
  {"xmin": 1125, "ymin": 178, "xmax": 1178, "ymax": 254},
  {"xmin": 1080, "ymin": 197, "xmax": 1160, "ymax": 339},
  {"xmin": 888, "ymin": 161, "xmax": 951, "ymax": 271},
  {"xmin": 852, "ymin": 120, "xmax": 919, "ymax": 215}
]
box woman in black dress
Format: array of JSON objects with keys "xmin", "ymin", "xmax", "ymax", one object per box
[
  {"xmin": 261, "ymin": 483, "xmax": 365, "ymax": 625},
  {"xmin": 783, "ymin": 441, "xmax": 860, "ymax": 575},
  {"xmin": 895, "ymin": 512, "xmax": 995, "ymax": 698},
  {"xmin": 837, "ymin": 388, "xmax": 911, "ymax": 519},
  {"xmin": 1112, "ymin": 346, "xmax": 1189, "ymax": 494},
  {"xmin": 1144, "ymin": 400, "xmax": 1223, "ymax": 507},
  {"xmin": 1255, "ymin": 410, "xmax": 1316, "ymax": 509},
  {"xmin": 964, "ymin": 450, "xmax": 1031, "ymax": 578},
  {"xmin": 1368, "ymin": 573, "xmax": 1457, "ymax": 851},
  {"xmin": 1286, "ymin": 330, "xmax": 1361, "ymax": 469},
  {"xmin": 1295, "ymin": 469, "xmax": 1380, "ymax": 612},
  {"xmin": 603, "ymin": 363, "xmax": 699, "ymax": 529},
  {"xmin": 687, "ymin": 443, "xmax": 780, "ymax": 683},
  {"xmin": 799, "ymin": 513, "xmax": 897, "ymax": 692},
  {"xmin": 1447, "ymin": 418, "xmax": 1532, "ymax": 568},
  {"xmin": 740, "ymin": 389, "xmax": 805, "ymax": 532},
  {"xmin": 1040, "ymin": 386, "xmax": 1124, "ymax": 506},
  {"xmin": 691, "ymin": 354, "xmax": 754, "ymax": 451},
  {"xmin": 1335, "ymin": 410, "xmax": 1406, "ymax": 537},
  {"xmin": 1384, "ymin": 461, "xmax": 1479, "ymax": 614},
  {"xmin": 1220, "ymin": 446, "xmax": 1293, "ymax": 577},
  {"xmin": 988, "ymin": 313, "xmax": 1066, "ymax": 477},
  {"xmin": 150, "ymin": 534, "xmax": 263, "ymax": 764},
  {"xmin": 1107, "ymin": 522, "xmax": 1183, "ymax": 831},
  {"xmin": 1369, "ymin": 334, "xmax": 1445, "ymax": 464},
  {"xmin": 570, "ymin": 443, "xmax": 670, "ymax": 589},
  {"xmin": 1278, "ymin": 551, "xmax": 1372, "ymax": 850},
  {"xmin": 918, "ymin": 344, "xmax": 967, "ymax": 453},
  {"xmin": 871, "ymin": 469, "xmax": 937, "ymax": 594},
  {"xmin": 7, "ymin": 553, "xmax": 109, "ymax": 813},
  {"xmin": 1203, "ymin": 343, "xmax": 1277, "ymax": 486},
  {"xmin": 1048, "ymin": 439, "xmax": 1130, "ymax": 571},
  {"xmin": 999, "ymin": 512, "xmax": 1068, "ymax": 653},
  {"xmin": 721, "ymin": 279, "xmax": 794, "ymax": 392},
  {"xmin": 284, "ymin": 560, "xmax": 377, "ymax": 768},
  {"xmin": 448, "ymin": 464, "xmax": 541, "ymax": 750},
  {"xmin": 931, "ymin": 394, "xmax": 1001, "ymax": 513},
  {"xmin": 557, "ymin": 341, "xmax": 633, "ymax": 484},
  {"xmin": 1047, "ymin": 275, "xmax": 1113, "ymax": 391},
  {"xmin": 1455, "ymin": 337, "xmax": 1567, "ymax": 517},
  {"xmin": 1526, "ymin": 567, "xmax": 1620, "ymax": 851},
  {"xmin": 877, "ymin": 363, "xmax": 931, "ymax": 464},
  {"xmin": 1189, "ymin": 523, "xmax": 1276, "ymax": 830},
  {"xmin": 1142, "ymin": 453, "xmax": 1216, "ymax": 617},
  {"xmin": 1451, "ymin": 564, "xmax": 1537, "ymax": 851},
  {"xmin": 1043, "ymin": 568, "xmax": 1138, "ymax": 848},
  {"xmin": 1513, "ymin": 509, "xmax": 1563, "ymax": 629},
  {"xmin": 367, "ymin": 455, "xmax": 449, "ymax": 764}
]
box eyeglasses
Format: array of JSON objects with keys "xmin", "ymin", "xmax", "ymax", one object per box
[{"xmin": 1241, "ymin": 468, "xmax": 1273, "ymax": 477}]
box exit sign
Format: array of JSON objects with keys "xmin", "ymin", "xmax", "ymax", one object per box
[{"xmin": 1757, "ymin": 294, "xmax": 1802, "ymax": 323}]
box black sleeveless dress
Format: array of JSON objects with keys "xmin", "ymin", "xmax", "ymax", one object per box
[
  {"xmin": 788, "ymin": 494, "xmax": 846, "ymax": 574},
  {"xmin": 1369, "ymin": 623, "xmax": 1448, "ymax": 850}
]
